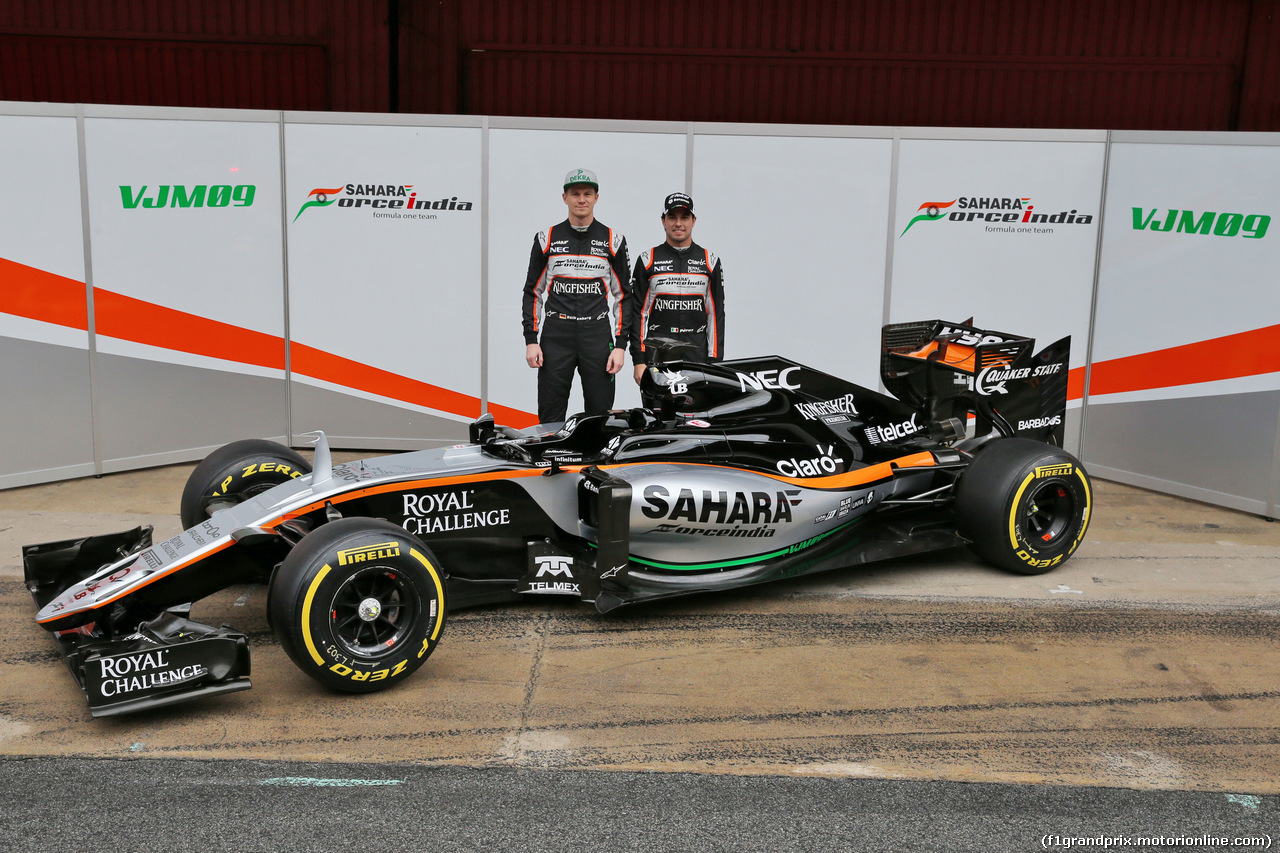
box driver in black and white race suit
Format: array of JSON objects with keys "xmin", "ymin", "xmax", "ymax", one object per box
[
  {"xmin": 630, "ymin": 192, "xmax": 725, "ymax": 388},
  {"xmin": 522, "ymin": 168, "xmax": 633, "ymax": 424}
]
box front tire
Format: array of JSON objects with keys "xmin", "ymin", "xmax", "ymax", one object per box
[
  {"xmin": 269, "ymin": 518, "xmax": 448, "ymax": 693},
  {"xmin": 954, "ymin": 438, "xmax": 1092, "ymax": 575},
  {"xmin": 180, "ymin": 439, "xmax": 311, "ymax": 529}
]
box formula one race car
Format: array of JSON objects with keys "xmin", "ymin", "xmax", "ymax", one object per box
[{"xmin": 24, "ymin": 319, "xmax": 1091, "ymax": 717}]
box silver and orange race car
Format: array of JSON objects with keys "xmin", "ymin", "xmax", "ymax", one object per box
[{"xmin": 23, "ymin": 319, "xmax": 1090, "ymax": 717}]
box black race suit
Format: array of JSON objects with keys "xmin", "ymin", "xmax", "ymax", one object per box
[
  {"xmin": 522, "ymin": 219, "xmax": 632, "ymax": 424},
  {"xmin": 629, "ymin": 241, "xmax": 725, "ymax": 367}
]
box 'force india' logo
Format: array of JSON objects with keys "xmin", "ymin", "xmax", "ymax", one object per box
[
  {"xmin": 293, "ymin": 184, "xmax": 475, "ymax": 221},
  {"xmin": 900, "ymin": 197, "xmax": 1093, "ymax": 236}
]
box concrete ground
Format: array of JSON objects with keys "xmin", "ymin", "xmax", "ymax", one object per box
[{"xmin": 0, "ymin": 454, "xmax": 1277, "ymax": 795}]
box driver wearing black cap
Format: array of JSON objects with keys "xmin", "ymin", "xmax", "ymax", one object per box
[{"xmin": 630, "ymin": 192, "xmax": 726, "ymax": 386}]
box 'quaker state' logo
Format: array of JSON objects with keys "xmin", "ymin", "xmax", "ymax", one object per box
[
  {"xmin": 900, "ymin": 197, "xmax": 1093, "ymax": 236},
  {"xmin": 293, "ymin": 183, "xmax": 475, "ymax": 221}
]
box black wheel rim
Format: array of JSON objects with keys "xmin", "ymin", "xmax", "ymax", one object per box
[
  {"xmin": 328, "ymin": 567, "xmax": 422, "ymax": 659},
  {"xmin": 1024, "ymin": 480, "xmax": 1076, "ymax": 546}
]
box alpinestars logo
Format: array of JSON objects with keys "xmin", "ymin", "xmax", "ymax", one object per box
[
  {"xmin": 900, "ymin": 197, "xmax": 1093, "ymax": 236},
  {"xmin": 293, "ymin": 184, "xmax": 475, "ymax": 221}
]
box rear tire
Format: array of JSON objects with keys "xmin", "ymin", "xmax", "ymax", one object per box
[
  {"xmin": 269, "ymin": 518, "xmax": 447, "ymax": 693},
  {"xmin": 954, "ymin": 438, "xmax": 1092, "ymax": 575},
  {"xmin": 180, "ymin": 439, "xmax": 311, "ymax": 529}
]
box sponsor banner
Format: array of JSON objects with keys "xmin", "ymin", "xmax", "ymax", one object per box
[
  {"xmin": 815, "ymin": 490, "xmax": 876, "ymax": 524},
  {"xmin": 776, "ymin": 444, "xmax": 842, "ymax": 477},
  {"xmin": 975, "ymin": 361, "xmax": 1066, "ymax": 396},
  {"xmin": 521, "ymin": 541, "xmax": 581, "ymax": 595},
  {"xmin": 84, "ymin": 639, "xmax": 235, "ymax": 705},
  {"xmin": 92, "ymin": 649, "xmax": 205, "ymax": 700},
  {"xmin": 794, "ymin": 393, "xmax": 859, "ymax": 421},
  {"xmin": 736, "ymin": 367, "xmax": 802, "ymax": 392},
  {"xmin": 400, "ymin": 488, "xmax": 511, "ymax": 536},
  {"xmin": 286, "ymin": 122, "xmax": 483, "ymax": 428},
  {"xmin": 864, "ymin": 413, "xmax": 923, "ymax": 444},
  {"xmin": 640, "ymin": 484, "xmax": 803, "ymax": 534},
  {"xmin": 1018, "ymin": 415, "xmax": 1063, "ymax": 431}
]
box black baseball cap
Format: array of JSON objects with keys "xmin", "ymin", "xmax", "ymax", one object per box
[{"xmin": 663, "ymin": 192, "xmax": 695, "ymax": 216}]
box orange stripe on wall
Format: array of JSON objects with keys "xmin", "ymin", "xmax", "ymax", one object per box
[
  {"xmin": 1068, "ymin": 366, "xmax": 1085, "ymax": 401},
  {"xmin": 1089, "ymin": 324, "xmax": 1280, "ymax": 396},
  {"xmin": 0, "ymin": 258, "xmax": 88, "ymax": 330},
  {"xmin": 1, "ymin": 257, "xmax": 500, "ymax": 421},
  {"xmin": 486, "ymin": 401, "xmax": 539, "ymax": 429},
  {"xmin": 93, "ymin": 288, "xmax": 286, "ymax": 371},
  {"xmin": 289, "ymin": 341, "xmax": 483, "ymax": 420}
]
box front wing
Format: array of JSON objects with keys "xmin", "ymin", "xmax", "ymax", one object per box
[{"xmin": 24, "ymin": 528, "xmax": 251, "ymax": 717}]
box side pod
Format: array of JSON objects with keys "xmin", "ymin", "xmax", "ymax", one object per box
[{"xmin": 576, "ymin": 466, "xmax": 634, "ymax": 612}]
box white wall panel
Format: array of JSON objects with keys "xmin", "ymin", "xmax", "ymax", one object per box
[
  {"xmin": 0, "ymin": 112, "xmax": 95, "ymax": 487},
  {"xmin": 83, "ymin": 115, "xmax": 287, "ymax": 462},
  {"xmin": 284, "ymin": 122, "xmax": 483, "ymax": 439},
  {"xmin": 1094, "ymin": 141, "xmax": 1280, "ymax": 367},
  {"xmin": 487, "ymin": 125, "xmax": 687, "ymax": 423},
  {"xmin": 1088, "ymin": 137, "xmax": 1280, "ymax": 515},
  {"xmin": 85, "ymin": 117, "xmax": 285, "ymax": 341},
  {"xmin": 0, "ymin": 115, "xmax": 86, "ymax": 283},
  {"xmin": 890, "ymin": 138, "xmax": 1103, "ymax": 351},
  {"xmin": 691, "ymin": 132, "xmax": 893, "ymax": 389}
]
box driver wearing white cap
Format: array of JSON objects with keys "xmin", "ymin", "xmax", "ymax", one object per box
[{"xmin": 521, "ymin": 169, "xmax": 633, "ymax": 424}]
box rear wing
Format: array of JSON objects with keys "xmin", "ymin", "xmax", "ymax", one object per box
[{"xmin": 880, "ymin": 319, "xmax": 1070, "ymax": 445}]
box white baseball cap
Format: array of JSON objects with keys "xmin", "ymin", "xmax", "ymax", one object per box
[{"xmin": 563, "ymin": 168, "xmax": 599, "ymax": 190}]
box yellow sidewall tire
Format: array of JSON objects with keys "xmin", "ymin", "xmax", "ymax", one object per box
[{"xmin": 270, "ymin": 518, "xmax": 447, "ymax": 693}]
